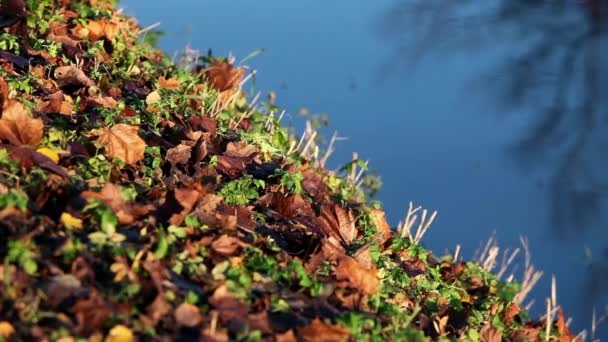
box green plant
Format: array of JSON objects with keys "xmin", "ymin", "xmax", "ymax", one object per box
[{"xmin": 218, "ymin": 175, "xmax": 265, "ymax": 205}]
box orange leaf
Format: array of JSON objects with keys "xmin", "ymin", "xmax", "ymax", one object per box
[
  {"xmin": 297, "ymin": 318, "xmax": 350, "ymax": 342},
  {"xmin": 0, "ymin": 99, "xmax": 44, "ymax": 146},
  {"xmin": 205, "ymin": 60, "xmax": 245, "ymax": 92},
  {"xmin": 91, "ymin": 124, "xmax": 146, "ymax": 165},
  {"xmin": 335, "ymin": 255, "xmax": 380, "ymax": 295}
]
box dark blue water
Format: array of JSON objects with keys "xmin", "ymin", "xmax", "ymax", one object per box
[{"xmin": 121, "ymin": 0, "xmax": 608, "ymax": 337}]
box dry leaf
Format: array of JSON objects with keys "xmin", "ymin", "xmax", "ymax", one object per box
[
  {"xmin": 36, "ymin": 147, "xmax": 60, "ymax": 163},
  {"xmin": 335, "ymin": 255, "xmax": 380, "ymax": 295},
  {"xmin": 479, "ymin": 322, "xmax": 502, "ymax": 342},
  {"xmin": 0, "ymin": 321, "xmax": 15, "ymax": 339},
  {"xmin": 0, "ymin": 99, "xmax": 44, "ymax": 146},
  {"xmin": 61, "ymin": 212, "xmax": 83, "ymax": 229},
  {"xmin": 205, "ymin": 60, "xmax": 245, "ymax": 92},
  {"xmin": 91, "ymin": 124, "xmax": 146, "ymax": 165},
  {"xmin": 298, "ymin": 318, "xmax": 350, "ymax": 342},
  {"xmin": 174, "ymin": 302, "xmax": 203, "ymax": 327},
  {"xmin": 104, "ymin": 325, "xmax": 135, "ymax": 342},
  {"xmin": 54, "ymin": 66, "xmax": 95, "ymax": 88}
]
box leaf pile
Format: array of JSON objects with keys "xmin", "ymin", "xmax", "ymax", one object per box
[{"xmin": 0, "ymin": 0, "xmax": 575, "ymax": 341}]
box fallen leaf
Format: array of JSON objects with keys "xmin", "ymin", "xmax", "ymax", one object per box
[
  {"xmin": 158, "ymin": 76, "xmax": 180, "ymax": 89},
  {"xmin": 205, "ymin": 60, "xmax": 245, "ymax": 92},
  {"xmin": 71, "ymin": 291, "xmax": 111, "ymax": 334},
  {"xmin": 61, "ymin": 212, "xmax": 83, "ymax": 229},
  {"xmin": 0, "ymin": 321, "xmax": 15, "ymax": 339},
  {"xmin": 165, "ymin": 144, "xmax": 192, "ymax": 165},
  {"xmin": 174, "ymin": 302, "xmax": 203, "ymax": 327},
  {"xmin": 54, "ymin": 66, "xmax": 95, "ymax": 88},
  {"xmin": 479, "ymin": 322, "xmax": 502, "ymax": 342},
  {"xmin": 0, "ymin": 99, "xmax": 44, "ymax": 146},
  {"xmin": 297, "ymin": 318, "xmax": 350, "ymax": 342},
  {"xmin": 224, "ymin": 141, "xmax": 258, "ymax": 158},
  {"xmin": 141, "ymin": 294, "xmax": 171, "ymax": 327},
  {"xmin": 90, "ymin": 124, "xmax": 146, "ymax": 165},
  {"xmin": 36, "ymin": 91, "xmax": 73, "ymax": 115},
  {"xmin": 82, "ymin": 182, "xmax": 152, "ymax": 224},
  {"xmin": 556, "ymin": 308, "xmax": 575, "ymax": 342},
  {"xmin": 211, "ymin": 234, "xmax": 248, "ymax": 256},
  {"xmin": 105, "ymin": 325, "xmax": 135, "ymax": 342},
  {"xmin": 36, "ymin": 147, "xmax": 60, "ymax": 163},
  {"xmin": 335, "ymin": 255, "xmax": 379, "ymax": 295},
  {"xmin": 209, "ymin": 284, "xmax": 249, "ymax": 322}
]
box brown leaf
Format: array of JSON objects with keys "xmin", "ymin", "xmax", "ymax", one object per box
[
  {"xmin": 36, "ymin": 91, "xmax": 73, "ymax": 115},
  {"xmin": 509, "ymin": 325, "xmax": 540, "ymax": 342},
  {"xmin": 333, "ymin": 204, "xmax": 357, "ymax": 244},
  {"xmin": 297, "ymin": 318, "xmax": 350, "ymax": 342},
  {"xmin": 209, "ymin": 284, "xmax": 249, "ymax": 322},
  {"xmin": 335, "ymin": 255, "xmax": 379, "ymax": 295},
  {"xmin": 174, "ymin": 302, "xmax": 203, "ymax": 327},
  {"xmin": 74, "ymin": 19, "xmax": 119, "ymax": 42},
  {"xmin": 70, "ymin": 290, "xmax": 111, "ymax": 335},
  {"xmin": 502, "ymin": 303, "xmax": 520, "ymax": 327},
  {"xmin": 0, "ymin": 0, "xmax": 25, "ymax": 18},
  {"xmin": 302, "ymin": 169, "xmax": 327, "ymax": 198},
  {"xmin": 0, "ymin": 77, "xmax": 8, "ymax": 109},
  {"xmin": 82, "ymin": 182, "xmax": 152, "ymax": 224},
  {"xmin": 91, "ymin": 123, "xmax": 146, "ymax": 165},
  {"xmin": 168, "ymin": 188, "xmax": 200, "ymax": 225},
  {"xmin": 369, "ymin": 208, "xmax": 392, "ymax": 245},
  {"xmin": 479, "ymin": 322, "xmax": 502, "ymax": 342},
  {"xmin": 194, "ymin": 194, "xmax": 237, "ymax": 230},
  {"xmin": 211, "ymin": 234, "xmax": 248, "ymax": 256},
  {"xmin": 224, "ymin": 141, "xmax": 258, "ymax": 158},
  {"xmin": 141, "ymin": 294, "xmax": 171, "ymax": 327},
  {"xmin": 205, "ymin": 60, "xmax": 245, "ymax": 92},
  {"xmin": 166, "ymin": 144, "xmax": 192, "ymax": 165},
  {"xmin": 556, "ymin": 308, "xmax": 575, "ymax": 342},
  {"xmin": 0, "ymin": 100, "xmax": 44, "ymax": 146},
  {"xmin": 158, "ymin": 76, "xmax": 181, "ymax": 89},
  {"xmin": 275, "ymin": 330, "xmax": 297, "ymax": 342},
  {"xmin": 216, "ymin": 155, "xmax": 248, "ymax": 178},
  {"xmin": 54, "ymin": 65, "xmax": 95, "ymax": 88},
  {"xmin": 6, "ymin": 146, "xmax": 69, "ymax": 178}
]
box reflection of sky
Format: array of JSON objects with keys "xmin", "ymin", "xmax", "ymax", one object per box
[{"xmin": 122, "ymin": 0, "xmax": 607, "ymax": 336}]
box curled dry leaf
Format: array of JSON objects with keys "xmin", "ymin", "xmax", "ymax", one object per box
[
  {"xmin": 90, "ymin": 124, "xmax": 147, "ymax": 165},
  {"xmin": 174, "ymin": 302, "xmax": 203, "ymax": 327},
  {"xmin": 335, "ymin": 255, "xmax": 380, "ymax": 295},
  {"xmin": 0, "ymin": 99, "xmax": 44, "ymax": 146},
  {"xmin": 54, "ymin": 66, "xmax": 95, "ymax": 88}
]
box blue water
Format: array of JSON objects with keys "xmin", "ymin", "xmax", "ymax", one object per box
[{"xmin": 122, "ymin": 0, "xmax": 608, "ymax": 337}]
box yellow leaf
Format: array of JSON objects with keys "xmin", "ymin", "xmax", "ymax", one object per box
[
  {"xmin": 60, "ymin": 212, "xmax": 83, "ymax": 229},
  {"xmin": 0, "ymin": 321, "xmax": 15, "ymax": 338},
  {"xmin": 36, "ymin": 147, "xmax": 60, "ymax": 163},
  {"xmin": 110, "ymin": 262, "xmax": 129, "ymax": 282},
  {"xmin": 105, "ymin": 325, "xmax": 135, "ymax": 342}
]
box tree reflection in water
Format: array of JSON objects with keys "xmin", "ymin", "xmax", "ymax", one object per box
[{"xmin": 376, "ymin": 0, "xmax": 608, "ymax": 331}]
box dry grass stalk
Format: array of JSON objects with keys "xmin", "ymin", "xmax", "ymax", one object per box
[{"xmin": 397, "ymin": 201, "xmax": 438, "ymax": 244}]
